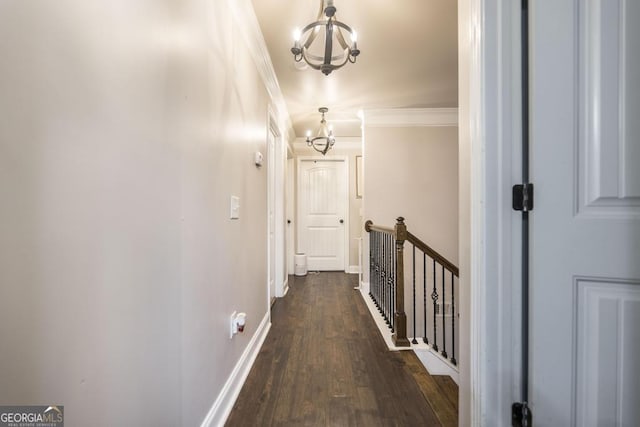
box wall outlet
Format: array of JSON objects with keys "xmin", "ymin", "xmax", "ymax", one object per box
[{"xmin": 229, "ymin": 311, "xmax": 247, "ymax": 339}]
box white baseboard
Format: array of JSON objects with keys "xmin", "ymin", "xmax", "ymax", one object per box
[
  {"xmin": 361, "ymin": 281, "xmax": 370, "ymax": 293},
  {"xmin": 200, "ymin": 312, "xmax": 271, "ymax": 427},
  {"xmin": 413, "ymin": 347, "xmax": 459, "ymax": 384},
  {"xmin": 347, "ymin": 265, "xmax": 361, "ymax": 274},
  {"xmin": 282, "ymin": 278, "xmax": 289, "ymax": 296}
]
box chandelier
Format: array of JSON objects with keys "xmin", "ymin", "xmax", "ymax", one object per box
[
  {"xmin": 306, "ymin": 108, "xmax": 336, "ymax": 155},
  {"xmin": 291, "ymin": 0, "xmax": 360, "ymax": 76}
]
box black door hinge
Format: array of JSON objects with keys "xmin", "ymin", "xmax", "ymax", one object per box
[
  {"xmin": 512, "ymin": 183, "xmax": 534, "ymax": 212},
  {"xmin": 512, "ymin": 402, "xmax": 532, "ymax": 427}
]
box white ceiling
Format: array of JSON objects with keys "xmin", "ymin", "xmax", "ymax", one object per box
[{"xmin": 252, "ymin": 0, "xmax": 458, "ymax": 137}]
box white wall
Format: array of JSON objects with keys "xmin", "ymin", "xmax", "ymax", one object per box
[
  {"xmin": 363, "ymin": 124, "xmax": 459, "ymax": 281},
  {"xmin": 0, "ymin": 1, "xmax": 285, "ymax": 425}
]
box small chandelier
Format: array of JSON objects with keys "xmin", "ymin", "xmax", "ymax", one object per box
[
  {"xmin": 306, "ymin": 107, "xmax": 336, "ymax": 155},
  {"xmin": 291, "ymin": 0, "xmax": 360, "ymax": 76}
]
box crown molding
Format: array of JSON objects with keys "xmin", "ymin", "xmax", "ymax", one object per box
[
  {"xmin": 363, "ymin": 108, "xmax": 458, "ymax": 127},
  {"xmin": 226, "ymin": 0, "xmax": 295, "ymax": 145}
]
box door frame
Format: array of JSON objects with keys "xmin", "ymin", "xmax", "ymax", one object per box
[
  {"xmin": 296, "ymin": 155, "xmax": 350, "ymax": 273},
  {"xmin": 267, "ymin": 110, "xmax": 278, "ymax": 307},
  {"xmin": 461, "ymin": 0, "xmax": 521, "ymax": 425}
]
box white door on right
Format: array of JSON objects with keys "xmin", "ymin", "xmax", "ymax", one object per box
[{"xmin": 530, "ymin": 1, "xmax": 640, "ymax": 425}]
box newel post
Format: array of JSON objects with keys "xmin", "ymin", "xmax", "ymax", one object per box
[{"xmin": 392, "ymin": 217, "xmax": 410, "ymax": 347}]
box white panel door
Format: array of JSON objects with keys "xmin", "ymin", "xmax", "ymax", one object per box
[
  {"xmin": 298, "ymin": 158, "xmax": 347, "ymax": 271},
  {"xmin": 530, "ymin": 1, "xmax": 640, "ymax": 425}
]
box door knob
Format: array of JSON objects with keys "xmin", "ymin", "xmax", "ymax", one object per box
[{"xmin": 339, "ymin": 219, "xmax": 344, "ymax": 224}]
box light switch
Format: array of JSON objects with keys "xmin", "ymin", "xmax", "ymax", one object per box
[{"xmin": 230, "ymin": 196, "xmax": 240, "ymax": 219}]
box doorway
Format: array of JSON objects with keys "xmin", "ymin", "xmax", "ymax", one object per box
[
  {"xmin": 297, "ymin": 157, "xmax": 349, "ymax": 271},
  {"xmin": 267, "ymin": 123, "xmax": 277, "ymax": 306}
]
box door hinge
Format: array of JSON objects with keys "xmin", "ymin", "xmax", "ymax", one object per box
[
  {"xmin": 512, "ymin": 402, "xmax": 532, "ymax": 427},
  {"xmin": 512, "ymin": 183, "xmax": 534, "ymax": 212}
]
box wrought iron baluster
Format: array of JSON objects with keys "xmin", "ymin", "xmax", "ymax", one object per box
[
  {"xmin": 412, "ymin": 245, "xmax": 418, "ymax": 344},
  {"xmin": 431, "ymin": 259, "xmax": 438, "ymax": 352},
  {"xmin": 451, "ymin": 272, "xmax": 457, "ymax": 365},
  {"xmin": 441, "ymin": 264, "xmax": 447, "ymax": 359},
  {"xmin": 380, "ymin": 232, "xmax": 385, "ymax": 317},
  {"xmin": 377, "ymin": 234, "xmax": 381, "ymax": 309},
  {"xmin": 391, "ymin": 235, "xmax": 395, "ymax": 332},
  {"xmin": 423, "ymin": 253, "xmax": 428, "ymax": 344},
  {"xmin": 369, "ymin": 231, "xmax": 376, "ymax": 301},
  {"xmin": 385, "ymin": 233, "xmax": 389, "ymax": 323},
  {"xmin": 387, "ymin": 233, "xmax": 393, "ymax": 328},
  {"xmin": 376, "ymin": 233, "xmax": 382, "ymax": 310},
  {"xmin": 372, "ymin": 232, "xmax": 376, "ymax": 304}
]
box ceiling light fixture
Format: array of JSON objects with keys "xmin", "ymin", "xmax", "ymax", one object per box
[
  {"xmin": 291, "ymin": 0, "xmax": 360, "ymax": 76},
  {"xmin": 306, "ymin": 107, "xmax": 335, "ymax": 155}
]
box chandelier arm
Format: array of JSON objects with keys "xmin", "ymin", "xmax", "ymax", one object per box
[
  {"xmin": 309, "ymin": 137, "xmax": 331, "ymax": 156},
  {"xmin": 323, "ymin": 21, "xmax": 334, "ymax": 67},
  {"xmin": 335, "ymin": 26, "xmax": 350, "ymax": 50},
  {"xmin": 333, "ymin": 53, "xmax": 350, "ymax": 70},
  {"xmin": 302, "ymin": 48, "xmax": 350, "ymax": 73},
  {"xmin": 301, "ymin": 50, "xmax": 324, "ymax": 70},
  {"xmin": 301, "ymin": 49, "xmax": 349, "ymax": 63},
  {"xmin": 301, "ymin": 21, "xmax": 323, "ymax": 49},
  {"xmin": 332, "ymin": 20, "xmax": 355, "ymax": 35}
]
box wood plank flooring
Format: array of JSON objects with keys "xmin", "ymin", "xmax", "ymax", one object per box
[{"xmin": 226, "ymin": 272, "xmax": 457, "ymax": 426}]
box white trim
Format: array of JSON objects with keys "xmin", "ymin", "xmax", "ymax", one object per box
[
  {"xmin": 347, "ymin": 265, "xmax": 361, "ymax": 274},
  {"xmin": 463, "ymin": 0, "xmax": 521, "ymax": 425},
  {"xmin": 282, "ymin": 277, "xmax": 289, "ymax": 297},
  {"xmin": 200, "ymin": 312, "xmax": 271, "ymax": 427},
  {"xmin": 414, "ymin": 349, "xmax": 460, "ymax": 385},
  {"xmin": 225, "ymin": 0, "xmax": 295, "ymax": 142},
  {"xmin": 267, "ymin": 110, "xmax": 277, "ymax": 307},
  {"xmin": 363, "ymin": 108, "xmax": 458, "ymax": 127}
]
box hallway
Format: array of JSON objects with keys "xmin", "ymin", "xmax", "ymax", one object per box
[{"xmin": 226, "ymin": 272, "xmax": 457, "ymax": 426}]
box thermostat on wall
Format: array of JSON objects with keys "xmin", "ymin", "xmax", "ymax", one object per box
[{"xmin": 254, "ymin": 151, "xmax": 263, "ymax": 167}]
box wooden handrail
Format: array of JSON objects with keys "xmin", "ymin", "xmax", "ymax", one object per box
[
  {"xmin": 406, "ymin": 232, "xmax": 459, "ymax": 277},
  {"xmin": 364, "ymin": 220, "xmax": 395, "ymax": 235},
  {"xmin": 365, "ymin": 218, "xmax": 458, "ymax": 277}
]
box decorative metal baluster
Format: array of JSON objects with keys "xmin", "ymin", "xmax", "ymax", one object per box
[
  {"xmin": 431, "ymin": 259, "xmax": 438, "ymax": 352},
  {"xmin": 385, "ymin": 233, "xmax": 390, "ymax": 324},
  {"xmin": 379, "ymin": 233, "xmax": 387, "ymax": 321},
  {"xmin": 391, "ymin": 235, "xmax": 395, "ymax": 332},
  {"xmin": 423, "ymin": 253, "xmax": 428, "ymax": 344},
  {"xmin": 441, "ymin": 265, "xmax": 447, "ymax": 359},
  {"xmin": 378, "ymin": 232, "xmax": 382, "ymax": 307},
  {"xmin": 411, "ymin": 245, "xmax": 418, "ymax": 344},
  {"xmin": 371, "ymin": 232, "xmax": 376, "ymax": 305},
  {"xmin": 451, "ymin": 272, "xmax": 457, "ymax": 365},
  {"xmin": 370, "ymin": 232, "xmax": 375, "ymax": 302},
  {"xmin": 376, "ymin": 232, "xmax": 380, "ymax": 308},
  {"xmin": 388, "ymin": 234, "xmax": 396, "ymax": 330}
]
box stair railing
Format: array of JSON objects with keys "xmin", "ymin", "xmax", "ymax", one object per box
[{"xmin": 365, "ymin": 217, "xmax": 459, "ymax": 366}]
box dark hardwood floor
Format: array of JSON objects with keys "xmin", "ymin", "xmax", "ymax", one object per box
[{"xmin": 226, "ymin": 272, "xmax": 457, "ymax": 426}]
